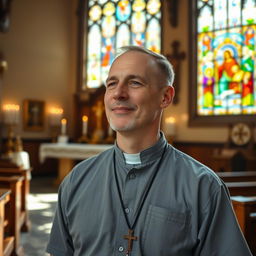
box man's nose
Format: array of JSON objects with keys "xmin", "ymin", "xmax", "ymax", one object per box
[{"xmin": 113, "ymin": 83, "xmax": 128, "ymax": 100}]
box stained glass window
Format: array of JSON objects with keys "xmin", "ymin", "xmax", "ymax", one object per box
[
  {"xmin": 196, "ymin": 0, "xmax": 256, "ymax": 116},
  {"xmin": 84, "ymin": 0, "xmax": 162, "ymax": 90}
]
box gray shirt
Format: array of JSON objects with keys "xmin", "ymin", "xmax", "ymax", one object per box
[{"xmin": 46, "ymin": 134, "xmax": 252, "ymax": 256}]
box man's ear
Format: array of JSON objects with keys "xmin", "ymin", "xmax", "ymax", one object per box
[{"xmin": 160, "ymin": 86, "xmax": 175, "ymax": 108}]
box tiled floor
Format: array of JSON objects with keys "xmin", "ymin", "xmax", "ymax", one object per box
[{"xmin": 21, "ymin": 176, "xmax": 58, "ymax": 256}]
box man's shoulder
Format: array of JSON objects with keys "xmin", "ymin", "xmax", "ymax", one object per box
[
  {"xmin": 168, "ymin": 145, "xmax": 221, "ymax": 184},
  {"xmin": 74, "ymin": 146, "xmax": 114, "ymax": 173},
  {"xmin": 77, "ymin": 147, "xmax": 114, "ymax": 167},
  {"xmin": 61, "ymin": 147, "xmax": 114, "ymax": 186},
  {"xmin": 168, "ymin": 145, "xmax": 226, "ymax": 205}
]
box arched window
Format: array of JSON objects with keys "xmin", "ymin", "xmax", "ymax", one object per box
[
  {"xmin": 83, "ymin": 0, "xmax": 162, "ymax": 90},
  {"xmin": 190, "ymin": 0, "xmax": 256, "ymax": 124}
]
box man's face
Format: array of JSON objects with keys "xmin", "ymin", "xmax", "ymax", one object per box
[{"xmin": 104, "ymin": 51, "xmax": 168, "ymax": 134}]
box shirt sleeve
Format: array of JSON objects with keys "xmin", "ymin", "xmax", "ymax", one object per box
[
  {"xmin": 46, "ymin": 176, "xmax": 74, "ymax": 256},
  {"xmin": 194, "ymin": 183, "xmax": 253, "ymax": 256}
]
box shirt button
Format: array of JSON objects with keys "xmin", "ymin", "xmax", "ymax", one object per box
[
  {"xmin": 118, "ymin": 246, "xmax": 124, "ymax": 252},
  {"xmin": 125, "ymin": 208, "xmax": 130, "ymax": 214},
  {"xmin": 129, "ymin": 173, "xmax": 136, "ymax": 179}
]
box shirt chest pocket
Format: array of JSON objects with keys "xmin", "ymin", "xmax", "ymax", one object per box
[{"xmin": 142, "ymin": 205, "xmax": 191, "ymax": 256}]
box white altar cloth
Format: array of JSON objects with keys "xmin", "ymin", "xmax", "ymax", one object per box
[
  {"xmin": 39, "ymin": 143, "xmax": 113, "ymax": 184},
  {"xmin": 39, "ymin": 143, "xmax": 113, "ymax": 163}
]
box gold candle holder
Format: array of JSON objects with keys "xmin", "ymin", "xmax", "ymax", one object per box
[
  {"xmin": 2, "ymin": 104, "xmax": 20, "ymax": 158},
  {"xmin": 5, "ymin": 124, "xmax": 15, "ymax": 158}
]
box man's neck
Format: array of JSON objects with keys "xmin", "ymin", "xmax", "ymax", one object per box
[{"xmin": 116, "ymin": 130, "xmax": 160, "ymax": 154}]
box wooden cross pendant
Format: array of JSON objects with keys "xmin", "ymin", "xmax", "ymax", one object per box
[{"xmin": 123, "ymin": 229, "xmax": 137, "ymax": 255}]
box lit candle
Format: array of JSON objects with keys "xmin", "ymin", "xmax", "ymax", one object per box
[
  {"xmin": 165, "ymin": 117, "xmax": 176, "ymax": 136},
  {"xmin": 61, "ymin": 118, "xmax": 67, "ymax": 135},
  {"xmin": 49, "ymin": 107, "xmax": 63, "ymax": 126},
  {"xmin": 3, "ymin": 104, "xmax": 20, "ymax": 125},
  {"xmin": 82, "ymin": 115, "xmax": 88, "ymax": 135}
]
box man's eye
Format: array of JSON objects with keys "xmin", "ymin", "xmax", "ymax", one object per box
[
  {"xmin": 106, "ymin": 82, "xmax": 116, "ymax": 88},
  {"xmin": 130, "ymin": 81, "xmax": 142, "ymax": 86}
]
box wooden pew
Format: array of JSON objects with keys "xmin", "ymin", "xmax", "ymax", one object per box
[
  {"xmin": 0, "ymin": 167, "xmax": 32, "ymax": 231},
  {"xmin": 231, "ymin": 196, "xmax": 256, "ymax": 255},
  {"xmin": 0, "ymin": 189, "xmax": 14, "ymax": 256},
  {"xmin": 217, "ymin": 171, "xmax": 256, "ymax": 182},
  {"xmin": 0, "ymin": 176, "xmax": 24, "ymax": 256},
  {"xmin": 226, "ymin": 181, "xmax": 256, "ymax": 196}
]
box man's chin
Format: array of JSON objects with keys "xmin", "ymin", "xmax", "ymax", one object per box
[{"xmin": 109, "ymin": 122, "xmax": 135, "ymax": 133}]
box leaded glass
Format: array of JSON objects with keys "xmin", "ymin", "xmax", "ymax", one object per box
[
  {"xmin": 131, "ymin": 11, "xmax": 146, "ymax": 46},
  {"xmin": 85, "ymin": 0, "xmax": 162, "ymax": 89},
  {"xmin": 89, "ymin": 5, "xmax": 102, "ymax": 21},
  {"xmin": 116, "ymin": 0, "xmax": 131, "ymax": 21},
  {"xmin": 197, "ymin": 0, "xmax": 256, "ymax": 116},
  {"xmin": 146, "ymin": 18, "xmax": 161, "ymax": 53},
  {"xmin": 147, "ymin": 0, "xmax": 161, "ymax": 14},
  {"xmin": 116, "ymin": 24, "xmax": 130, "ymax": 48},
  {"xmin": 86, "ymin": 25, "xmax": 101, "ymax": 89},
  {"xmin": 133, "ymin": 0, "xmax": 146, "ymax": 12},
  {"xmin": 228, "ymin": 0, "xmax": 241, "ymax": 27}
]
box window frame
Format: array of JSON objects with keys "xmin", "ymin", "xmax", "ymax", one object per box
[{"xmin": 189, "ymin": 0, "xmax": 256, "ymax": 126}]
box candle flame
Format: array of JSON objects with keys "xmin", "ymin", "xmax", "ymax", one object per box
[
  {"xmin": 82, "ymin": 115, "xmax": 88, "ymax": 122},
  {"xmin": 3, "ymin": 104, "xmax": 20, "ymax": 111},
  {"xmin": 61, "ymin": 118, "xmax": 67, "ymax": 124}
]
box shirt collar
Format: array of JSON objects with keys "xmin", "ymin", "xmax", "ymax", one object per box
[
  {"xmin": 123, "ymin": 152, "xmax": 141, "ymax": 165},
  {"xmin": 114, "ymin": 131, "xmax": 167, "ymax": 167}
]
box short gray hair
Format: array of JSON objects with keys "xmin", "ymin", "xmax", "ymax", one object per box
[{"xmin": 115, "ymin": 45, "xmax": 175, "ymax": 86}]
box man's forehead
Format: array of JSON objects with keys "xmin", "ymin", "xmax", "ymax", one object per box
[
  {"xmin": 112, "ymin": 50, "xmax": 155, "ymax": 65},
  {"xmin": 106, "ymin": 73, "xmax": 147, "ymax": 82},
  {"xmin": 110, "ymin": 52, "xmax": 156, "ymax": 74}
]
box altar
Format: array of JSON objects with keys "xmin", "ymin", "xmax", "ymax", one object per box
[{"xmin": 39, "ymin": 143, "xmax": 113, "ymax": 184}]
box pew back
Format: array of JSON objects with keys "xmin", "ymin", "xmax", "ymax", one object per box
[
  {"xmin": 217, "ymin": 171, "xmax": 256, "ymax": 182},
  {"xmin": 231, "ymin": 196, "xmax": 256, "ymax": 255},
  {"xmin": 226, "ymin": 181, "xmax": 256, "ymax": 196}
]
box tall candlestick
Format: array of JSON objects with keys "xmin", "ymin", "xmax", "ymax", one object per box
[
  {"xmin": 165, "ymin": 116, "xmax": 176, "ymax": 136},
  {"xmin": 82, "ymin": 115, "xmax": 88, "ymax": 135},
  {"xmin": 61, "ymin": 118, "xmax": 67, "ymax": 135}
]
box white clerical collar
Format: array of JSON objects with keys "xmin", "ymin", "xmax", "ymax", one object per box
[{"xmin": 123, "ymin": 152, "xmax": 142, "ymax": 165}]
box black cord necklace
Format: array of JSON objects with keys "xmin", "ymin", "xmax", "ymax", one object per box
[{"xmin": 113, "ymin": 144, "xmax": 167, "ymax": 255}]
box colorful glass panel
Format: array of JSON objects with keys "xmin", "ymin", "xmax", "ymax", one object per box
[
  {"xmin": 87, "ymin": 25, "xmax": 101, "ymax": 89},
  {"xmin": 116, "ymin": 0, "xmax": 131, "ymax": 21},
  {"xmin": 242, "ymin": 0, "xmax": 256, "ymax": 25},
  {"xmin": 133, "ymin": 0, "xmax": 146, "ymax": 12},
  {"xmin": 214, "ymin": 0, "xmax": 227, "ymax": 30},
  {"xmin": 103, "ymin": 2, "xmax": 115, "ymax": 16},
  {"xmin": 85, "ymin": 0, "xmax": 162, "ymax": 89},
  {"xmin": 147, "ymin": 0, "xmax": 161, "ymax": 15},
  {"xmin": 146, "ymin": 18, "xmax": 161, "ymax": 53},
  {"xmin": 198, "ymin": 5, "xmax": 213, "ymax": 32},
  {"xmin": 228, "ymin": 0, "xmax": 241, "ymax": 27},
  {"xmin": 89, "ymin": 5, "xmax": 102, "ymax": 21},
  {"xmin": 116, "ymin": 24, "xmax": 130, "ymax": 48},
  {"xmin": 131, "ymin": 11, "xmax": 146, "ymax": 46},
  {"xmin": 197, "ymin": 0, "xmax": 256, "ymax": 116}
]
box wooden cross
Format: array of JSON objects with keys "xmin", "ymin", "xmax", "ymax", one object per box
[{"xmin": 123, "ymin": 229, "xmax": 137, "ymax": 255}]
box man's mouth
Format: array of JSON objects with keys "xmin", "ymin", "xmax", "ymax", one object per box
[
  {"xmin": 111, "ymin": 103, "xmax": 136, "ymax": 114},
  {"xmin": 112, "ymin": 106, "xmax": 134, "ymax": 114}
]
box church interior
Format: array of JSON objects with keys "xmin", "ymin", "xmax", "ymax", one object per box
[{"xmin": 0, "ymin": 0, "xmax": 256, "ymax": 255}]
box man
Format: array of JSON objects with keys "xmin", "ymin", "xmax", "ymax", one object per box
[{"xmin": 46, "ymin": 46, "xmax": 252, "ymax": 256}]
